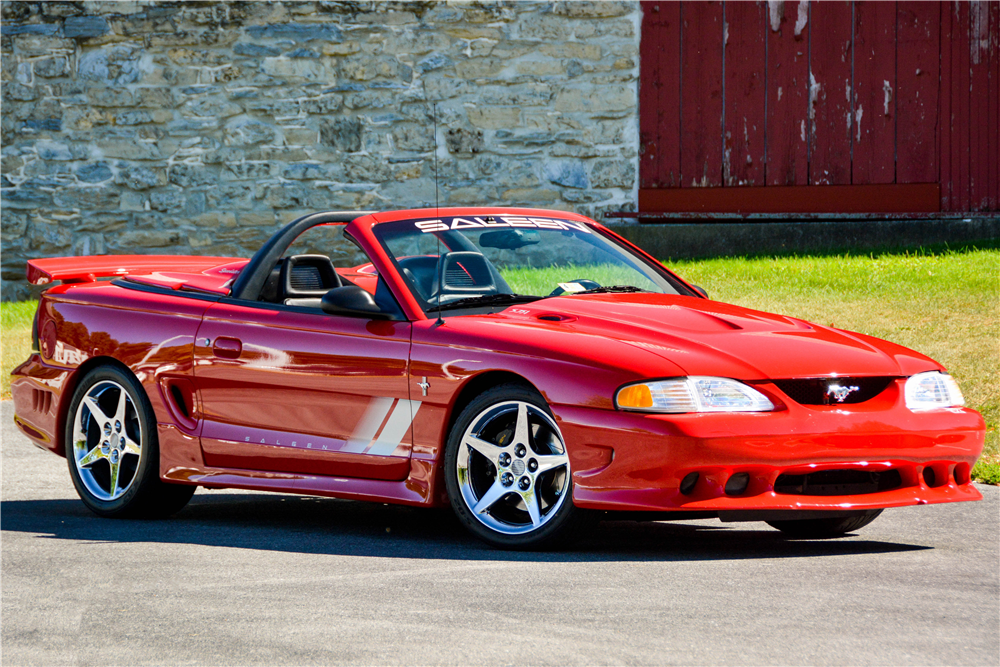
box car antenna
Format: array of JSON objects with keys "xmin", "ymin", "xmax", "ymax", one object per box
[{"xmin": 432, "ymin": 101, "xmax": 445, "ymax": 326}]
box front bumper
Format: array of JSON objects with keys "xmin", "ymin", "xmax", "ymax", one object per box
[{"xmin": 555, "ymin": 383, "xmax": 985, "ymax": 513}]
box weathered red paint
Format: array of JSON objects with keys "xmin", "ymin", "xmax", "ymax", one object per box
[
  {"xmin": 896, "ymin": 1, "xmax": 940, "ymax": 185},
  {"xmin": 970, "ymin": 0, "xmax": 992, "ymax": 211},
  {"xmin": 639, "ymin": 2, "xmax": 682, "ymax": 189},
  {"xmin": 990, "ymin": 0, "xmax": 999, "ymax": 211},
  {"xmin": 638, "ymin": 0, "xmax": 999, "ymax": 214},
  {"xmin": 766, "ymin": 0, "xmax": 810, "ymax": 186},
  {"xmin": 680, "ymin": 1, "xmax": 724, "ymax": 188},
  {"xmin": 723, "ymin": 0, "xmax": 767, "ymax": 186},
  {"xmin": 954, "ymin": 1, "xmax": 972, "ymax": 212},
  {"xmin": 853, "ymin": 1, "xmax": 898, "ymax": 185},
  {"xmin": 939, "ymin": 2, "xmax": 955, "ymax": 210},
  {"xmin": 810, "ymin": 0, "xmax": 853, "ymax": 186}
]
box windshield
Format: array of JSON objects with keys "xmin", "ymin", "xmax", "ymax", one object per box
[{"xmin": 374, "ymin": 214, "xmax": 689, "ymax": 313}]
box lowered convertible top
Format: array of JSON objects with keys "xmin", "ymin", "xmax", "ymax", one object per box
[{"xmin": 26, "ymin": 255, "xmax": 246, "ymax": 286}]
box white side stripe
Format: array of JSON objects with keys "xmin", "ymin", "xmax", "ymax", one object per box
[
  {"xmin": 342, "ymin": 396, "xmax": 394, "ymax": 453},
  {"xmin": 365, "ymin": 400, "xmax": 421, "ymax": 456}
]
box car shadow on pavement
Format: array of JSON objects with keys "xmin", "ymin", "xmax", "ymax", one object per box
[{"xmin": 1, "ymin": 492, "xmax": 931, "ymax": 563}]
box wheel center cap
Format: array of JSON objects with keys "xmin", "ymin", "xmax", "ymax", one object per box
[
  {"xmin": 511, "ymin": 459, "xmax": 526, "ymax": 476},
  {"xmin": 110, "ymin": 433, "xmax": 120, "ymax": 449}
]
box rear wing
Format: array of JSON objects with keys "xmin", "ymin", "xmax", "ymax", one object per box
[{"xmin": 27, "ymin": 255, "xmax": 246, "ymax": 285}]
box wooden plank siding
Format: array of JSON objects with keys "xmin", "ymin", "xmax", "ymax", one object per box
[
  {"xmin": 638, "ymin": 0, "xmax": 1000, "ymax": 214},
  {"xmin": 765, "ymin": 0, "xmax": 810, "ymax": 186},
  {"xmin": 680, "ymin": 1, "xmax": 725, "ymax": 187},
  {"xmin": 853, "ymin": 1, "xmax": 898, "ymax": 184},
  {"xmin": 983, "ymin": 2, "xmax": 1000, "ymax": 211},
  {"xmin": 638, "ymin": 2, "xmax": 682, "ymax": 188},
  {"xmin": 723, "ymin": 0, "xmax": 767, "ymax": 186},
  {"xmin": 896, "ymin": 1, "xmax": 940, "ymax": 184},
  {"xmin": 810, "ymin": 0, "xmax": 854, "ymax": 185}
]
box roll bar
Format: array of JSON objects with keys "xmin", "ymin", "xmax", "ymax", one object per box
[{"xmin": 229, "ymin": 211, "xmax": 375, "ymax": 301}]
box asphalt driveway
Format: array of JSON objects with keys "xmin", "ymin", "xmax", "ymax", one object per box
[{"xmin": 3, "ymin": 400, "xmax": 997, "ymax": 666}]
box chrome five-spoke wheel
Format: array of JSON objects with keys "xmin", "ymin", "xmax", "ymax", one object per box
[
  {"xmin": 72, "ymin": 379, "xmax": 143, "ymax": 501},
  {"xmin": 446, "ymin": 385, "xmax": 581, "ymax": 549},
  {"xmin": 65, "ymin": 365, "xmax": 195, "ymax": 518}
]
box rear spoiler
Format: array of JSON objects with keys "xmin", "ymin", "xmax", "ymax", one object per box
[{"xmin": 26, "ymin": 255, "xmax": 245, "ymax": 285}]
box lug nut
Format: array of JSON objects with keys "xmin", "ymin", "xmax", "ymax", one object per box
[
  {"xmin": 103, "ymin": 423, "xmax": 111, "ymax": 436},
  {"xmin": 499, "ymin": 452, "xmax": 511, "ymax": 467},
  {"xmin": 528, "ymin": 459, "xmax": 538, "ymax": 472},
  {"xmin": 515, "ymin": 444, "xmax": 526, "ymax": 457},
  {"xmin": 501, "ymin": 472, "xmax": 514, "ymax": 487},
  {"xmin": 115, "ymin": 420, "xmax": 122, "ymax": 432},
  {"xmin": 518, "ymin": 476, "xmax": 531, "ymax": 490}
]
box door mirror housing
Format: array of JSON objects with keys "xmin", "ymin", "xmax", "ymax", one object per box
[
  {"xmin": 321, "ymin": 286, "xmax": 390, "ymax": 319},
  {"xmin": 691, "ymin": 285, "xmax": 709, "ymax": 299}
]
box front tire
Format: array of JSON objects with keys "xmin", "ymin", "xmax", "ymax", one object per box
[
  {"xmin": 65, "ymin": 365, "xmax": 195, "ymax": 518},
  {"xmin": 766, "ymin": 509, "xmax": 883, "ymax": 538},
  {"xmin": 444, "ymin": 384, "xmax": 583, "ymax": 550}
]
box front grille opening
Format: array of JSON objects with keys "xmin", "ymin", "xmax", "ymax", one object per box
[
  {"xmin": 775, "ymin": 468, "xmax": 902, "ymax": 496},
  {"xmin": 773, "ymin": 377, "xmax": 896, "ymax": 405}
]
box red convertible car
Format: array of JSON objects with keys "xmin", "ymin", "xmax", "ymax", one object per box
[{"xmin": 11, "ymin": 208, "xmax": 985, "ymax": 548}]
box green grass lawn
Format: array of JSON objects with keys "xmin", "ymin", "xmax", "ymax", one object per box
[
  {"xmin": 2, "ymin": 299, "xmax": 36, "ymax": 398},
  {"xmin": 2, "ymin": 245, "xmax": 996, "ymax": 481}
]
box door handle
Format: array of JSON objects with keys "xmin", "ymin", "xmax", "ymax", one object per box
[{"xmin": 212, "ymin": 336, "xmax": 242, "ymax": 359}]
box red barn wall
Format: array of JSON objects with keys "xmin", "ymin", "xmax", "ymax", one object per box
[{"xmin": 638, "ymin": 1, "xmax": 999, "ymax": 215}]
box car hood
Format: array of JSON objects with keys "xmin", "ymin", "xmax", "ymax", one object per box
[{"xmin": 493, "ymin": 293, "xmax": 940, "ymax": 381}]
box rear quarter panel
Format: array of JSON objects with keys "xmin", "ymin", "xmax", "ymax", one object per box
[{"xmin": 12, "ymin": 282, "xmax": 215, "ymax": 471}]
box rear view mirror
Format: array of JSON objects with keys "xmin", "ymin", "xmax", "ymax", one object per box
[{"xmin": 479, "ymin": 229, "xmax": 540, "ymax": 250}]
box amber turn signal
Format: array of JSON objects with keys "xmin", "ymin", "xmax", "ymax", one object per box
[{"xmin": 616, "ymin": 384, "xmax": 653, "ymax": 409}]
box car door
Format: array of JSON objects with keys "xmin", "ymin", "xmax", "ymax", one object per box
[{"xmin": 192, "ymin": 302, "xmax": 415, "ymax": 480}]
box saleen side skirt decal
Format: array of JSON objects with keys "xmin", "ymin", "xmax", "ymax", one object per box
[
  {"xmin": 204, "ymin": 396, "xmax": 420, "ymax": 457},
  {"xmin": 342, "ymin": 397, "xmax": 421, "ymax": 457}
]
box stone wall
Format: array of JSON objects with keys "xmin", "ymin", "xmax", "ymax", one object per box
[{"xmin": 0, "ymin": 0, "xmax": 641, "ymax": 300}]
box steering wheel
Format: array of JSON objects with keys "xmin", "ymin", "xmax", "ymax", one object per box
[{"xmin": 548, "ymin": 278, "xmax": 600, "ymax": 296}]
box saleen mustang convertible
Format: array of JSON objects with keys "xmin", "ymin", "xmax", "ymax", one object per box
[{"xmin": 11, "ymin": 208, "xmax": 985, "ymax": 548}]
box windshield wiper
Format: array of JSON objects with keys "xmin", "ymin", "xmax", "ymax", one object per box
[
  {"xmin": 574, "ymin": 285, "xmax": 650, "ymax": 294},
  {"xmin": 427, "ymin": 293, "xmax": 541, "ymax": 312}
]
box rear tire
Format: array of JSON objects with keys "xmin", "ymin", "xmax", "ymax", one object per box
[
  {"xmin": 766, "ymin": 509, "xmax": 883, "ymax": 538},
  {"xmin": 65, "ymin": 365, "xmax": 195, "ymax": 518},
  {"xmin": 444, "ymin": 384, "xmax": 586, "ymax": 550}
]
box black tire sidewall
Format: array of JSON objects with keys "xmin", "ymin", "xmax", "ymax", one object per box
[
  {"xmin": 65, "ymin": 365, "xmax": 161, "ymax": 518},
  {"xmin": 444, "ymin": 383, "xmax": 581, "ymax": 550},
  {"xmin": 767, "ymin": 509, "xmax": 884, "ymax": 538}
]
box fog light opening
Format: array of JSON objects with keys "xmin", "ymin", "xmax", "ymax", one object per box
[
  {"xmin": 954, "ymin": 464, "xmax": 970, "ymax": 485},
  {"xmin": 922, "ymin": 466, "xmax": 937, "ymax": 488},
  {"xmin": 724, "ymin": 472, "xmax": 750, "ymax": 496},
  {"xmin": 679, "ymin": 472, "xmax": 699, "ymax": 495}
]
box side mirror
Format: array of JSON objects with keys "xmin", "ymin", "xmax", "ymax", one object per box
[
  {"xmin": 321, "ymin": 286, "xmax": 390, "ymax": 319},
  {"xmin": 692, "ymin": 285, "xmax": 709, "ymax": 299}
]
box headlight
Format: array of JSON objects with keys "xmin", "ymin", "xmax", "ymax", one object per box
[
  {"xmin": 904, "ymin": 371, "xmax": 965, "ymax": 410},
  {"xmin": 616, "ymin": 377, "xmax": 775, "ymax": 413}
]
